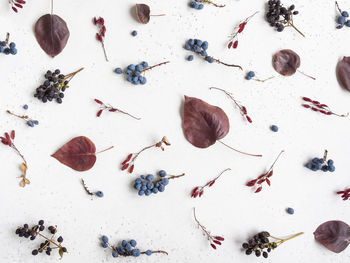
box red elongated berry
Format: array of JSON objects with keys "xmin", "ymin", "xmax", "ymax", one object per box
[
  {"xmin": 14, "ymin": 3, "xmax": 23, "ymax": 8},
  {"xmin": 302, "ymin": 97, "xmax": 312, "ymax": 102},
  {"xmin": 319, "ymin": 104, "xmax": 328, "ymax": 108},
  {"xmin": 15, "ymin": 0, "xmax": 26, "ymax": 3},
  {"xmin": 0, "ymin": 138, "xmax": 8, "ymax": 145},
  {"xmin": 96, "ymin": 33, "xmax": 102, "ymax": 42},
  {"xmin": 337, "ymin": 191, "xmax": 345, "ymax": 194},
  {"xmin": 320, "ymin": 110, "xmax": 327, "ymax": 114},
  {"xmin": 242, "ymin": 106, "xmax": 247, "ymax": 114},
  {"xmin": 128, "ymin": 164, "xmax": 134, "ymax": 173},
  {"xmin": 311, "ymin": 107, "xmax": 319, "ymax": 112},
  {"xmin": 5, "ymin": 133, "xmax": 12, "ymax": 146},
  {"xmin": 326, "ymin": 112, "xmax": 332, "ymax": 115},
  {"xmin": 302, "ymin": 104, "xmax": 311, "ymax": 108},
  {"xmin": 209, "ymin": 180, "xmax": 215, "ymax": 187},
  {"xmin": 257, "ymin": 179, "xmax": 265, "ymax": 184},
  {"xmin": 122, "ymin": 154, "xmax": 132, "ymax": 165},
  {"xmin": 267, "ymin": 170, "xmax": 273, "ymax": 177},
  {"xmin": 246, "ymin": 179, "xmax": 257, "ymax": 187},
  {"xmin": 246, "ymin": 115, "xmax": 252, "ymax": 123},
  {"xmin": 266, "ymin": 178, "xmax": 271, "ymax": 186},
  {"xmin": 192, "ymin": 187, "xmax": 199, "ymax": 193},
  {"xmin": 213, "ymin": 240, "xmax": 222, "ymax": 245},
  {"xmin": 93, "ymin": 17, "xmax": 98, "ymax": 24},
  {"xmin": 255, "ymin": 186, "xmax": 262, "ymax": 193},
  {"xmin": 97, "ymin": 110, "xmax": 103, "ymax": 117},
  {"xmin": 193, "ymin": 191, "xmax": 199, "ymax": 198},
  {"xmin": 99, "ymin": 17, "xmax": 105, "ymax": 25},
  {"xmin": 121, "ymin": 163, "xmax": 129, "ymax": 170},
  {"xmin": 109, "ymin": 108, "xmax": 118, "ymax": 112},
  {"xmin": 312, "ymin": 100, "xmax": 320, "ymax": 105},
  {"xmin": 258, "ymin": 174, "xmax": 265, "ymax": 179},
  {"xmin": 94, "ymin": 99, "xmax": 103, "ymax": 104},
  {"xmin": 199, "ymin": 190, "xmax": 204, "ymax": 197},
  {"xmin": 210, "ymin": 244, "xmax": 217, "ymax": 250},
  {"xmin": 233, "ymin": 40, "xmax": 238, "ymax": 49},
  {"xmin": 228, "ymin": 41, "xmax": 233, "ymax": 49},
  {"xmin": 12, "ymin": 6, "xmax": 18, "ymax": 12},
  {"xmin": 214, "ymin": 236, "xmax": 224, "ymax": 241},
  {"xmin": 238, "ymin": 22, "xmax": 246, "ymax": 33},
  {"xmin": 11, "ymin": 130, "xmax": 15, "ymax": 140}
]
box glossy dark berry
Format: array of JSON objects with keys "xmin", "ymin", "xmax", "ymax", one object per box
[
  {"xmin": 38, "ymin": 220, "xmax": 44, "ymax": 225},
  {"xmin": 32, "ymin": 249, "xmax": 38, "ymax": 256},
  {"xmin": 61, "ymin": 247, "xmax": 67, "ymax": 252},
  {"xmin": 57, "ymin": 236, "xmax": 63, "ymax": 243}
]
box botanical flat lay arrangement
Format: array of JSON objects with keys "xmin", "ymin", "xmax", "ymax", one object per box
[{"xmin": 1, "ymin": 0, "xmax": 350, "ymax": 262}]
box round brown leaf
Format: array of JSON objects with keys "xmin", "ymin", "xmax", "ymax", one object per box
[
  {"xmin": 136, "ymin": 4, "xmax": 151, "ymax": 24},
  {"xmin": 183, "ymin": 96, "xmax": 230, "ymax": 148},
  {"xmin": 51, "ymin": 136, "xmax": 96, "ymax": 172},
  {"xmin": 35, "ymin": 14, "xmax": 70, "ymax": 57},
  {"xmin": 314, "ymin": 220, "xmax": 350, "ymax": 253},
  {"xmin": 337, "ymin": 57, "xmax": 350, "ymax": 92},
  {"xmin": 273, "ymin": 49, "xmax": 300, "ymax": 76}
]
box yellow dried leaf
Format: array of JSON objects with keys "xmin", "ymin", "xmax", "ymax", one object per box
[
  {"xmin": 21, "ymin": 163, "xmax": 27, "ymax": 172},
  {"xmin": 24, "ymin": 178, "xmax": 30, "ymax": 184},
  {"xmin": 19, "ymin": 180, "xmax": 25, "ymax": 187}
]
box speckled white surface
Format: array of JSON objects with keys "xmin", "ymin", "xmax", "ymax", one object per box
[{"xmin": 1, "ymin": 0, "xmax": 350, "ymax": 262}]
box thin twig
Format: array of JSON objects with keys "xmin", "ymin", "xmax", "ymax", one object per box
[
  {"xmin": 218, "ymin": 140, "xmax": 262, "ymax": 157},
  {"xmin": 141, "ymin": 61, "xmax": 170, "ymax": 73}
]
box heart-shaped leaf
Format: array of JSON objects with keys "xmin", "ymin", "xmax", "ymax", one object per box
[
  {"xmin": 337, "ymin": 57, "xmax": 350, "ymax": 92},
  {"xmin": 273, "ymin": 49, "xmax": 300, "ymax": 76},
  {"xmin": 35, "ymin": 14, "xmax": 70, "ymax": 57},
  {"xmin": 314, "ymin": 220, "xmax": 350, "ymax": 253},
  {"xmin": 136, "ymin": 4, "xmax": 151, "ymax": 24},
  {"xmin": 183, "ymin": 96, "xmax": 230, "ymax": 148}
]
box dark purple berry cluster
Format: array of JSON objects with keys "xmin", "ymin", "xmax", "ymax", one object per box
[
  {"xmin": 242, "ymin": 231, "xmax": 274, "ymax": 258},
  {"xmin": 15, "ymin": 220, "xmax": 67, "ymax": 258},
  {"xmin": 266, "ymin": 0, "xmax": 299, "ymax": 32}
]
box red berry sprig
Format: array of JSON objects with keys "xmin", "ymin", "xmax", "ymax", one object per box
[
  {"xmin": 301, "ymin": 97, "xmax": 348, "ymax": 117},
  {"xmin": 9, "ymin": 0, "xmax": 26, "ymax": 13},
  {"xmin": 191, "ymin": 168, "xmax": 231, "ymax": 198},
  {"xmin": 121, "ymin": 136, "xmax": 171, "ymax": 174},
  {"xmin": 246, "ymin": 150, "xmax": 284, "ymax": 193},
  {"xmin": 210, "ymin": 87, "xmax": 252, "ymax": 123},
  {"xmin": 93, "ymin": 16, "xmax": 108, "ymax": 62},
  {"xmin": 228, "ymin": 11, "xmax": 258, "ymax": 50},
  {"xmin": 193, "ymin": 208, "xmax": 224, "ymax": 250},
  {"xmin": 337, "ymin": 188, "xmax": 350, "ymax": 200},
  {"xmin": 94, "ymin": 99, "xmax": 141, "ymax": 120},
  {"xmin": 0, "ymin": 130, "xmax": 29, "ymax": 187}
]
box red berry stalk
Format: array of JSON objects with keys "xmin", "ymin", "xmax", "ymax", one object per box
[
  {"xmin": 191, "ymin": 168, "xmax": 231, "ymax": 198},
  {"xmin": 193, "ymin": 208, "xmax": 224, "ymax": 250},
  {"xmin": 9, "ymin": 0, "xmax": 26, "ymax": 13},
  {"xmin": 93, "ymin": 16, "xmax": 108, "ymax": 62},
  {"xmin": 301, "ymin": 97, "xmax": 348, "ymax": 117},
  {"xmin": 121, "ymin": 136, "xmax": 171, "ymax": 174},
  {"xmin": 337, "ymin": 188, "xmax": 350, "ymax": 200},
  {"xmin": 246, "ymin": 150, "xmax": 284, "ymax": 193},
  {"xmin": 94, "ymin": 99, "xmax": 141, "ymax": 120},
  {"xmin": 228, "ymin": 11, "xmax": 258, "ymax": 50},
  {"xmin": 210, "ymin": 87, "xmax": 252, "ymax": 123},
  {"xmin": 0, "ymin": 130, "xmax": 29, "ymax": 187}
]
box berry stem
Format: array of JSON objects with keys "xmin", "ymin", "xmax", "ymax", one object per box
[
  {"xmin": 141, "ymin": 61, "xmax": 170, "ymax": 73},
  {"xmin": 167, "ymin": 173, "xmax": 186, "ymax": 180},
  {"xmin": 203, "ymin": 0, "xmax": 225, "ymax": 8},
  {"xmin": 266, "ymin": 150, "xmax": 285, "ymax": 175},
  {"xmin": 101, "ymin": 41, "xmax": 109, "ymax": 62},
  {"xmin": 141, "ymin": 250, "xmax": 168, "ymax": 255},
  {"xmin": 218, "ymin": 140, "xmax": 262, "ymax": 157},
  {"xmin": 5, "ymin": 32, "xmax": 10, "ymax": 44},
  {"xmin": 81, "ymin": 179, "xmax": 94, "ymax": 196},
  {"xmin": 253, "ymin": 76, "xmax": 275, "ymax": 82},
  {"xmin": 209, "ymin": 87, "xmax": 245, "ymax": 114},
  {"xmin": 193, "ymin": 208, "xmax": 215, "ymax": 242},
  {"xmin": 51, "ymin": 0, "xmax": 54, "ymax": 15},
  {"xmin": 64, "ymin": 67, "xmax": 85, "ymax": 82},
  {"xmin": 150, "ymin": 14, "xmax": 166, "ymax": 17},
  {"xmin": 287, "ymin": 21, "xmax": 305, "ymax": 37},
  {"xmin": 275, "ymin": 232, "xmax": 304, "ymax": 245},
  {"xmin": 12, "ymin": 143, "xmax": 27, "ymax": 165},
  {"xmin": 336, "ymin": 1, "xmax": 342, "ymax": 14},
  {"xmin": 37, "ymin": 232, "xmax": 63, "ymax": 250},
  {"xmin": 213, "ymin": 58, "xmax": 242, "ymax": 70},
  {"xmin": 297, "ymin": 69, "xmax": 315, "ymax": 80},
  {"xmin": 6, "ymin": 110, "xmax": 29, "ymax": 120},
  {"xmin": 96, "ymin": 146, "xmax": 114, "ymax": 155}
]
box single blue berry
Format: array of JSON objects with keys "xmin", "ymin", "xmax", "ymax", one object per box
[
  {"xmin": 158, "ymin": 170, "xmax": 167, "ymax": 177},
  {"xmin": 321, "ymin": 165, "xmax": 328, "ymax": 172},
  {"xmin": 112, "ymin": 251, "xmax": 118, "ymax": 258},
  {"xmin": 159, "ymin": 185, "xmax": 165, "ymax": 192},
  {"xmin": 147, "ymin": 182, "xmax": 154, "ymax": 189},
  {"xmin": 140, "ymin": 76, "xmax": 147, "ymax": 84},
  {"xmin": 122, "ymin": 240, "xmax": 128, "ymax": 247},
  {"xmin": 127, "ymin": 76, "xmax": 133, "ymax": 82},
  {"xmin": 119, "ymin": 247, "xmax": 126, "ymax": 254},
  {"xmin": 134, "ymin": 183, "xmax": 142, "ymax": 190},
  {"xmin": 248, "ymin": 71, "xmax": 255, "ymax": 78},
  {"xmin": 125, "ymin": 243, "xmax": 132, "ymax": 251},
  {"xmin": 270, "ymin": 125, "xmax": 278, "ymax": 132},
  {"xmin": 132, "ymin": 249, "xmax": 141, "ymax": 257},
  {"xmin": 338, "ymin": 16, "xmax": 346, "ymax": 25},
  {"xmin": 9, "ymin": 42, "xmax": 15, "ymax": 49},
  {"xmin": 201, "ymin": 41, "xmax": 208, "ymax": 50},
  {"xmin": 0, "ymin": 46, "xmax": 4, "ymax": 53},
  {"xmin": 206, "ymin": 57, "xmax": 214, "ymax": 63},
  {"xmin": 136, "ymin": 64, "xmax": 143, "ymax": 71},
  {"xmin": 0, "ymin": 41, "xmax": 6, "ymax": 47},
  {"xmin": 131, "ymin": 30, "xmax": 137, "ymax": 36},
  {"xmin": 130, "ymin": 240, "xmax": 137, "ymax": 247},
  {"xmin": 315, "ymin": 163, "xmax": 322, "ymax": 170},
  {"xmin": 135, "ymin": 178, "xmax": 142, "ymax": 184},
  {"xmin": 195, "ymin": 39, "xmax": 202, "ymax": 46},
  {"xmin": 161, "ymin": 178, "xmax": 169, "ymax": 186},
  {"xmin": 146, "ymin": 174, "xmax": 154, "ymax": 182},
  {"xmin": 4, "ymin": 48, "xmax": 10, "ymax": 55},
  {"xmin": 187, "ymin": 39, "xmax": 195, "ymax": 46},
  {"xmin": 127, "ymin": 64, "xmax": 136, "ymax": 71},
  {"xmin": 200, "ymin": 50, "xmax": 207, "ymax": 57},
  {"xmin": 145, "ymin": 189, "xmax": 152, "ymax": 196},
  {"xmin": 23, "ymin": 104, "xmax": 28, "ymax": 110},
  {"xmin": 95, "ymin": 191, "xmax": 104, "ymax": 198},
  {"xmin": 141, "ymin": 61, "xmax": 148, "ymax": 68},
  {"xmin": 101, "ymin": 242, "xmax": 108, "ymax": 248},
  {"xmin": 327, "ymin": 159, "xmax": 334, "ymax": 166},
  {"xmin": 318, "ymin": 158, "xmax": 325, "ymax": 164},
  {"xmin": 245, "ymin": 75, "xmax": 252, "ymax": 80},
  {"xmin": 190, "ymin": 1, "xmax": 196, "ymax": 8},
  {"xmin": 342, "ymin": 11, "xmax": 349, "ymax": 17},
  {"xmin": 141, "ymin": 185, "xmax": 147, "ymax": 191},
  {"xmin": 33, "ymin": 120, "xmax": 39, "ymax": 125},
  {"xmin": 306, "ymin": 163, "xmax": 312, "ymax": 169},
  {"xmin": 311, "ymin": 164, "xmax": 317, "ymax": 171},
  {"xmin": 27, "ymin": 120, "xmax": 34, "ymax": 127},
  {"xmin": 114, "ymin": 68, "xmax": 123, "ymax": 74},
  {"xmin": 346, "ymin": 20, "xmax": 350, "ymax": 27},
  {"xmin": 194, "ymin": 45, "xmax": 201, "ymax": 53},
  {"xmin": 185, "ymin": 44, "xmax": 191, "ymax": 50},
  {"xmin": 312, "ymin": 158, "xmax": 319, "ymax": 164},
  {"xmin": 152, "ymin": 187, "xmax": 159, "ymax": 194},
  {"xmin": 145, "ymin": 250, "xmax": 152, "ymax": 256},
  {"xmin": 138, "ymin": 190, "xmax": 145, "ymax": 196},
  {"xmin": 198, "ymin": 4, "xmax": 204, "ymax": 9},
  {"xmin": 10, "ymin": 48, "xmax": 17, "ymax": 55},
  {"xmin": 329, "ymin": 165, "xmax": 335, "ymax": 172},
  {"xmin": 286, "ymin": 207, "xmax": 294, "ymax": 214},
  {"xmin": 141, "ymin": 175, "xmax": 146, "ymax": 179},
  {"xmin": 187, "ymin": 55, "xmax": 194, "ymax": 61},
  {"xmin": 102, "ymin": 235, "xmax": 108, "ymax": 243}
]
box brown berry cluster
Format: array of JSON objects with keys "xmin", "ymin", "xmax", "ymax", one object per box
[
  {"xmin": 242, "ymin": 231, "xmax": 275, "ymax": 258},
  {"xmin": 15, "ymin": 220, "xmax": 67, "ymax": 258}
]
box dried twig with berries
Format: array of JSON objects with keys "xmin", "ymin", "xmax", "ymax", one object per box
[
  {"xmin": 9, "ymin": 0, "xmax": 26, "ymax": 13},
  {"xmin": 0, "ymin": 130, "xmax": 29, "ymax": 187},
  {"xmin": 193, "ymin": 208, "xmax": 224, "ymax": 249},
  {"xmin": 337, "ymin": 187, "xmax": 350, "ymax": 200},
  {"xmin": 210, "ymin": 87, "xmax": 252, "ymax": 123},
  {"xmin": 121, "ymin": 136, "xmax": 171, "ymax": 174},
  {"xmin": 228, "ymin": 11, "xmax": 258, "ymax": 50},
  {"xmin": 191, "ymin": 168, "xmax": 231, "ymax": 198},
  {"xmin": 301, "ymin": 97, "xmax": 348, "ymax": 117},
  {"xmin": 15, "ymin": 220, "xmax": 68, "ymax": 258},
  {"xmin": 93, "ymin": 16, "xmax": 108, "ymax": 61},
  {"xmin": 247, "ymin": 150, "xmax": 284, "ymax": 193},
  {"xmin": 94, "ymin": 99, "xmax": 141, "ymax": 120}
]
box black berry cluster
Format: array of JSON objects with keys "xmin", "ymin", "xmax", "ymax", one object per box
[
  {"xmin": 266, "ymin": 0, "xmax": 300, "ymax": 34},
  {"xmin": 15, "ymin": 220, "xmax": 67, "ymax": 258},
  {"xmin": 34, "ymin": 67, "xmax": 83, "ymax": 104},
  {"xmin": 242, "ymin": 231, "xmax": 274, "ymax": 258}
]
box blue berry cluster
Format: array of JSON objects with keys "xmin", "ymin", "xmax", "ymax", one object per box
[
  {"xmin": 114, "ymin": 62, "xmax": 148, "ymax": 85},
  {"xmin": 190, "ymin": 0, "xmax": 204, "ymax": 10},
  {"xmin": 134, "ymin": 170, "xmax": 169, "ymax": 196},
  {"xmin": 0, "ymin": 40, "xmax": 17, "ymax": 55},
  {"xmin": 306, "ymin": 157, "xmax": 335, "ymax": 172},
  {"xmin": 245, "ymin": 71, "xmax": 255, "ymax": 80},
  {"xmin": 26, "ymin": 120, "xmax": 39, "ymax": 128},
  {"xmin": 184, "ymin": 39, "xmax": 214, "ymax": 63},
  {"xmin": 337, "ymin": 10, "xmax": 350, "ymax": 28},
  {"xmin": 101, "ymin": 236, "xmax": 153, "ymax": 258}
]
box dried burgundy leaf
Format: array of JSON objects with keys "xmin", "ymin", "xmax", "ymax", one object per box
[
  {"xmin": 52, "ymin": 136, "xmax": 97, "ymax": 172},
  {"xmin": 183, "ymin": 96, "xmax": 230, "ymax": 148},
  {"xmin": 273, "ymin": 49, "xmax": 300, "ymax": 76},
  {"xmin": 314, "ymin": 220, "xmax": 350, "ymax": 253},
  {"xmin": 136, "ymin": 4, "xmax": 151, "ymax": 24},
  {"xmin": 34, "ymin": 14, "xmax": 70, "ymax": 57},
  {"xmin": 337, "ymin": 57, "xmax": 350, "ymax": 92}
]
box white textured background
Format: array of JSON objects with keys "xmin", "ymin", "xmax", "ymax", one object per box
[{"xmin": 1, "ymin": 0, "xmax": 350, "ymax": 262}]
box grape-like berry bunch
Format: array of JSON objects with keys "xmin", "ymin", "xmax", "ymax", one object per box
[
  {"xmin": 101, "ymin": 236, "xmax": 168, "ymax": 258},
  {"xmin": 0, "ymin": 33, "xmax": 17, "ymax": 55},
  {"xmin": 134, "ymin": 170, "xmax": 185, "ymax": 196},
  {"xmin": 266, "ymin": 1, "xmax": 303, "ymax": 36},
  {"xmin": 336, "ymin": 2, "xmax": 350, "ymax": 28},
  {"xmin": 15, "ymin": 220, "xmax": 67, "ymax": 258},
  {"xmin": 305, "ymin": 150, "xmax": 335, "ymax": 172},
  {"xmin": 34, "ymin": 68, "xmax": 83, "ymax": 104}
]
